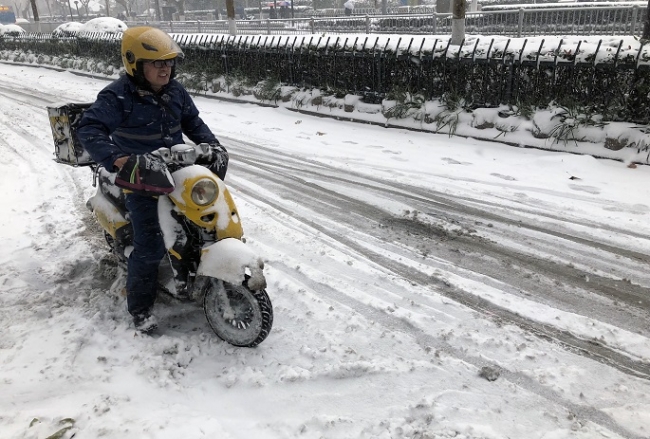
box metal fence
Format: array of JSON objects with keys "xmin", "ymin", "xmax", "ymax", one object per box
[
  {"xmin": 17, "ymin": 2, "xmax": 647, "ymax": 37},
  {"xmin": 131, "ymin": 3, "xmax": 647, "ymax": 37}
]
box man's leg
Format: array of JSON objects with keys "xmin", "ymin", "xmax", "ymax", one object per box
[{"xmin": 124, "ymin": 193, "xmax": 166, "ymax": 319}]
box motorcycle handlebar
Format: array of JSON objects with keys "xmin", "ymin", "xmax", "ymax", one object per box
[{"xmin": 153, "ymin": 143, "xmax": 213, "ymax": 165}]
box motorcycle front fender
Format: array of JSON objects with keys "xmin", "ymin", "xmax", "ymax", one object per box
[{"xmin": 197, "ymin": 238, "xmax": 267, "ymax": 291}]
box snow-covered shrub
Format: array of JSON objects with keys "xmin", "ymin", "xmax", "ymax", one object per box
[
  {"xmin": 382, "ymin": 93, "xmax": 426, "ymax": 120},
  {"xmin": 78, "ymin": 17, "xmax": 127, "ymax": 34},
  {"xmin": 254, "ymin": 78, "xmax": 282, "ymax": 103},
  {"xmin": 52, "ymin": 22, "xmax": 84, "ymax": 38},
  {"xmin": 547, "ymin": 104, "xmax": 606, "ymax": 145},
  {"xmin": 177, "ymin": 71, "xmax": 212, "ymax": 93},
  {"xmin": 0, "ymin": 24, "xmax": 26, "ymax": 37},
  {"xmin": 290, "ymin": 89, "xmax": 317, "ymax": 109}
]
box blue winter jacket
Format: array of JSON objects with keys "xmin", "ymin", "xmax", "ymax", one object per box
[{"xmin": 77, "ymin": 74, "xmax": 218, "ymax": 170}]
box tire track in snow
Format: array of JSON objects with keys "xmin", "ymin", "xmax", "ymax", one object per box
[
  {"xmin": 229, "ymin": 165, "xmax": 650, "ymax": 375},
  {"xmin": 224, "ymin": 140, "xmax": 650, "ymax": 379},
  {"xmin": 226, "ymin": 164, "xmax": 649, "ymax": 438},
  {"xmin": 226, "ymin": 141, "xmax": 650, "ymax": 323},
  {"xmin": 225, "ymin": 136, "xmax": 650, "ymax": 250}
]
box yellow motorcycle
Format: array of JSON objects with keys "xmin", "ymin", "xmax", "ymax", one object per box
[{"xmin": 48, "ymin": 104, "xmax": 273, "ymax": 347}]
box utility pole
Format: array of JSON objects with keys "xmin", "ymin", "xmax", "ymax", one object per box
[
  {"xmin": 451, "ymin": 0, "xmax": 466, "ymax": 45},
  {"xmin": 225, "ymin": 0, "xmax": 236, "ymax": 35},
  {"xmin": 641, "ymin": 0, "xmax": 650, "ymax": 40}
]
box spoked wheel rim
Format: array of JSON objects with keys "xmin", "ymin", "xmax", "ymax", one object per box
[
  {"xmin": 203, "ymin": 278, "xmax": 273, "ymax": 347},
  {"xmin": 220, "ymin": 285, "xmax": 257, "ymax": 330}
]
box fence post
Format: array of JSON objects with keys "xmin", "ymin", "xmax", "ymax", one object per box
[
  {"xmin": 310, "ymin": 17, "xmax": 315, "ymax": 34},
  {"xmin": 613, "ymin": 39, "xmax": 623, "ymax": 68},
  {"xmin": 517, "ymin": 8, "xmax": 524, "ymax": 38},
  {"xmin": 267, "ymin": 19, "xmax": 271, "ymax": 35},
  {"xmin": 432, "ymin": 9, "xmax": 437, "ymax": 35},
  {"xmin": 197, "ymin": 20, "xmax": 202, "ymax": 33},
  {"xmin": 636, "ymin": 40, "xmax": 646, "ymax": 68},
  {"xmin": 631, "ymin": 5, "xmax": 638, "ymax": 36},
  {"xmin": 365, "ymin": 15, "xmax": 370, "ymax": 34}
]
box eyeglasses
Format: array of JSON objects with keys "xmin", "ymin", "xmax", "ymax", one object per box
[{"xmin": 148, "ymin": 59, "xmax": 175, "ymax": 68}]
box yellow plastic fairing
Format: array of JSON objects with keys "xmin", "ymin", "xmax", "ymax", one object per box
[
  {"xmin": 88, "ymin": 192, "xmax": 129, "ymax": 238},
  {"xmin": 168, "ymin": 166, "xmax": 243, "ymax": 240}
]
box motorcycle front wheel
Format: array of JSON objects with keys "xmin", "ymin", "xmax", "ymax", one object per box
[{"xmin": 203, "ymin": 277, "xmax": 273, "ymax": 347}]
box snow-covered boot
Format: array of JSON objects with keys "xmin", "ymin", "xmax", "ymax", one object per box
[{"xmin": 133, "ymin": 312, "xmax": 158, "ymax": 334}]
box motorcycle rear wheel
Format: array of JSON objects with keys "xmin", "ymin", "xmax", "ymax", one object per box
[{"xmin": 203, "ymin": 277, "xmax": 273, "ymax": 347}]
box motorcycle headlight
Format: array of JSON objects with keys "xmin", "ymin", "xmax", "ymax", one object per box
[{"xmin": 191, "ymin": 178, "xmax": 218, "ymax": 206}]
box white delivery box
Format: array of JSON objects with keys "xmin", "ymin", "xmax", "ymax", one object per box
[{"xmin": 47, "ymin": 102, "xmax": 95, "ymax": 166}]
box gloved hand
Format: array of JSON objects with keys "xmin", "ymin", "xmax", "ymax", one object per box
[
  {"xmin": 196, "ymin": 142, "xmax": 229, "ymax": 181},
  {"xmin": 114, "ymin": 153, "xmax": 175, "ymax": 195}
]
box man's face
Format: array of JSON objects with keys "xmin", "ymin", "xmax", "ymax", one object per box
[{"xmin": 142, "ymin": 58, "xmax": 174, "ymax": 91}]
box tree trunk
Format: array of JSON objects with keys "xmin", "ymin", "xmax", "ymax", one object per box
[
  {"xmin": 115, "ymin": 0, "xmax": 129, "ymax": 15},
  {"xmin": 44, "ymin": 0, "xmax": 52, "ymax": 18},
  {"xmin": 167, "ymin": 0, "xmax": 185, "ymax": 15},
  {"xmin": 29, "ymin": 0, "xmax": 39, "ymax": 21}
]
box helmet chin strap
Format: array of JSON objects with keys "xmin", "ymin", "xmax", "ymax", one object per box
[{"xmin": 131, "ymin": 61, "xmax": 148, "ymax": 87}]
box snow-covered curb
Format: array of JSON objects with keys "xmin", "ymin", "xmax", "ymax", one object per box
[{"xmin": 205, "ymin": 79, "xmax": 650, "ymax": 166}]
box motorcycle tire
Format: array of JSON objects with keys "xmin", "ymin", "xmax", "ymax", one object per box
[{"xmin": 203, "ymin": 277, "xmax": 273, "ymax": 347}]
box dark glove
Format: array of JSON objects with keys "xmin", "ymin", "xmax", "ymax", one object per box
[
  {"xmin": 196, "ymin": 142, "xmax": 229, "ymax": 181},
  {"xmin": 114, "ymin": 153, "xmax": 175, "ymax": 195}
]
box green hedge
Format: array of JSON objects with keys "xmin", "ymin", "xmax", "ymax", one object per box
[{"xmin": 2, "ymin": 32, "xmax": 649, "ymax": 124}]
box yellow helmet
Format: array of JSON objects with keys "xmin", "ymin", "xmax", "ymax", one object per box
[{"xmin": 121, "ymin": 26, "xmax": 184, "ymax": 77}]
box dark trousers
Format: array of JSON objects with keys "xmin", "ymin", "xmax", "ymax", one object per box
[{"xmin": 124, "ymin": 193, "xmax": 166, "ymax": 316}]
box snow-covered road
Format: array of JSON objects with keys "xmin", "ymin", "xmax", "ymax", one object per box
[{"xmin": 2, "ymin": 63, "xmax": 650, "ymax": 439}]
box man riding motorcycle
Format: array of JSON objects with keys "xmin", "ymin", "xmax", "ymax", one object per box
[{"xmin": 77, "ymin": 27, "xmax": 229, "ymax": 334}]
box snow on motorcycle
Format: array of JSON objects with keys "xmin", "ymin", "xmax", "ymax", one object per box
[{"xmin": 47, "ymin": 102, "xmax": 273, "ymax": 347}]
